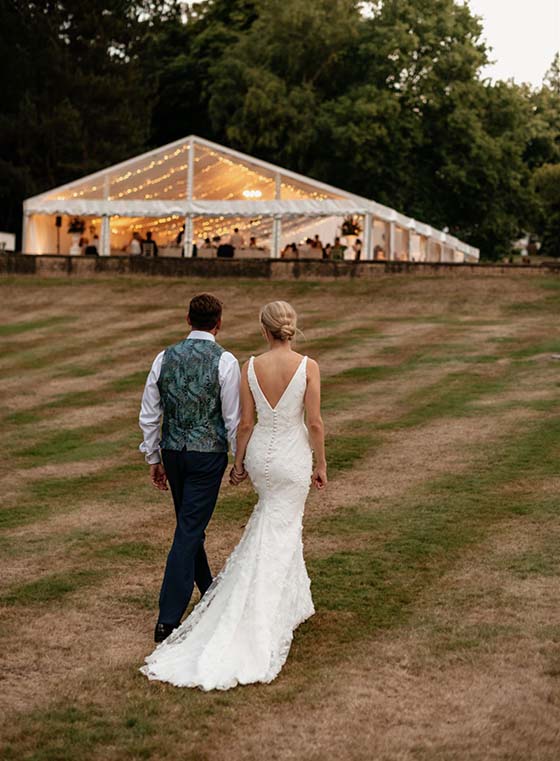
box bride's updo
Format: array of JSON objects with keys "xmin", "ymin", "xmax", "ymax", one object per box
[{"xmin": 260, "ymin": 301, "xmax": 298, "ymax": 342}]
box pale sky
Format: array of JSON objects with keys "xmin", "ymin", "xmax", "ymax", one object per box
[{"xmin": 462, "ymin": 0, "xmax": 559, "ymax": 87}]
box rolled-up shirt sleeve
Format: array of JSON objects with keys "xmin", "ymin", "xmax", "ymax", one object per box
[
  {"xmin": 139, "ymin": 351, "xmax": 165, "ymax": 464},
  {"xmin": 219, "ymin": 351, "xmax": 241, "ymax": 455}
]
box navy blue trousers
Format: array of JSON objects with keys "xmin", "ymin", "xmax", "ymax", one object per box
[{"xmin": 158, "ymin": 449, "xmax": 228, "ymax": 626}]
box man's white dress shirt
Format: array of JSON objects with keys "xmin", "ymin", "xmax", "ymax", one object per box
[
  {"xmin": 229, "ymin": 233, "xmax": 244, "ymax": 248},
  {"xmin": 139, "ymin": 331, "xmax": 241, "ymax": 465}
]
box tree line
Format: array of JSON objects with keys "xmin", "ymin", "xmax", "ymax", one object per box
[{"xmin": 1, "ymin": 0, "xmax": 559, "ymax": 258}]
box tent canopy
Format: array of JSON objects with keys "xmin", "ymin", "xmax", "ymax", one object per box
[{"xmin": 23, "ymin": 135, "xmax": 479, "ymax": 260}]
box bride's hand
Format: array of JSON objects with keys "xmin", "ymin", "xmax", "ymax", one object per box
[
  {"xmin": 312, "ymin": 465, "xmax": 327, "ymax": 490},
  {"xmin": 229, "ymin": 464, "xmax": 248, "ymax": 486}
]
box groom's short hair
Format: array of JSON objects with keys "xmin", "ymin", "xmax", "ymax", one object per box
[{"xmin": 189, "ymin": 293, "xmax": 223, "ymax": 330}]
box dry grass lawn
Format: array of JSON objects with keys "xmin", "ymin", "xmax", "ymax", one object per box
[{"xmin": 1, "ymin": 272, "xmax": 559, "ymax": 760}]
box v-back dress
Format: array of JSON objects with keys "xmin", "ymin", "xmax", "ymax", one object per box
[{"xmin": 140, "ymin": 355, "xmax": 314, "ymax": 690}]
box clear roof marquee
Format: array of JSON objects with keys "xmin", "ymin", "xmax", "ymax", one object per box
[
  {"xmin": 43, "ymin": 138, "xmax": 343, "ymax": 203},
  {"xmin": 23, "ymin": 135, "xmax": 479, "ymax": 260}
]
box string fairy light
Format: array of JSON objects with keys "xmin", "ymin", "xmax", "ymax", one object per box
[
  {"xmin": 49, "ymin": 142, "xmax": 337, "ymax": 205},
  {"xmin": 46, "ymin": 141, "xmax": 345, "ymax": 251},
  {"xmin": 49, "ymin": 144, "xmax": 190, "ymax": 201}
]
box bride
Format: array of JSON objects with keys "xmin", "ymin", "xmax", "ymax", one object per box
[{"xmin": 140, "ymin": 300, "xmax": 327, "ymax": 690}]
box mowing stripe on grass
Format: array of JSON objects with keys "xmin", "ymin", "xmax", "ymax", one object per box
[
  {"xmin": 304, "ymin": 411, "xmax": 560, "ymax": 653},
  {"xmin": 0, "ymin": 462, "xmax": 148, "ymax": 531},
  {"xmin": 5, "ymin": 414, "xmax": 558, "ymax": 761},
  {"xmin": 1, "ymin": 569, "xmax": 105, "ymax": 606},
  {"xmin": 0, "ymin": 316, "xmax": 75, "ymax": 337}
]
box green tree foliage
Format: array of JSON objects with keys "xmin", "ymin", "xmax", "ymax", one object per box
[
  {"xmin": 524, "ymin": 54, "xmax": 560, "ymax": 256},
  {"xmin": 532, "ymin": 164, "xmax": 560, "ymax": 257},
  {"xmin": 0, "ymin": 0, "xmax": 154, "ymax": 238},
  {"xmin": 524, "ymin": 56, "xmax": 560, "ymax": 170},
  {"xmin": 201, "ymin": 0, "xmax": 542, "ymax": 257},
  {"xmin": 1, "ymin": 0, "xmax": 558, "ymax": 259},
  {"xmin": 142, "ymin": 0, "xmax": 259, "ymax": 146}
]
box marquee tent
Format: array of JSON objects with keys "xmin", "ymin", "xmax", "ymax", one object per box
[{"xmin": 22, "ymin": 135, "xmax": 479, "ymax": 262}]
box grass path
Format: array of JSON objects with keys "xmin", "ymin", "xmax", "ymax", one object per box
[{"xmin": 1, "ymin": 274, "xmax": 559, "ymax": 760}]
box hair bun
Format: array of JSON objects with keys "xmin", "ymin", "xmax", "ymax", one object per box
[
  {"xmin": 278, "ymin": 323, "xmax": 296, "ymax": 340},
  {"xmin": 260, "ymin": 300, "xmax": 298, "ymax": 342}
]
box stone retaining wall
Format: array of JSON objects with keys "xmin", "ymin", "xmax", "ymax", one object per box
[{"xmin": 1, "ymin": 253, "xmax": 559, "ymax": 280}]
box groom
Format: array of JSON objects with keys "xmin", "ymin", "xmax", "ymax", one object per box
[{"xmin": 139, "ymin": 293, "xmax": 241, "ymax": 642}]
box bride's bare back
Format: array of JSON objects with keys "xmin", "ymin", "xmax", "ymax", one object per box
[{"xmin": 252, "ymin": 349, "xmax": 306, "ymax": 409}]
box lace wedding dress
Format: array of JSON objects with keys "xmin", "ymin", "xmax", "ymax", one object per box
[{"xmin": 140, "ymin": 355, "xmax": 315, "ymax": 690}]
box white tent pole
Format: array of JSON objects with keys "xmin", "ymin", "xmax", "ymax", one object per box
[
  {"xmin": 389, "ymin": 221, "xmax": 396, "ymax": 261},
  {"xmin": 364, "ymin": 213, "xmax": 373, "ymax": 260},
  {"xmin": 99, "ymin": 174, "xmax": 110, "ymax": 257},
  {"xmin": 187, "ymin": 137, "xmax": 194, "ymax": 199},
  {"xmin": 429, "ymin": 238, "xmax": 437, "ymax": 262},
  {"xmin": 271, "ymin": 173, "xmax": 282, "ymax": 259},
  {"xmin": 22, "ymin": 211, "xmax": 30, "ymax": 254},
  {"xmin": 185, "ymin": 215, "xmax": 193, "ymax": 257},
  {"xmin": 100, "ymin": 215, "xmax": 110, "ymax": 257},
  {"xmin": 272, "ymin": 215, "xmax": 281, "ymax": 259},
  {"xmin": 184, "ymin": 137, "xmax": 195, "ymax": 257}
]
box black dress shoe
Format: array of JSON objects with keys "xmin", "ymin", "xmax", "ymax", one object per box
[{"xmin": 154, "ymin": 622, "xmax": 178, "ymax": 643}]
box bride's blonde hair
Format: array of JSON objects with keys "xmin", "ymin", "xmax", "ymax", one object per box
[{"xmin": 260, "ymin": 301, "xmax": 298, "ymax": 342}]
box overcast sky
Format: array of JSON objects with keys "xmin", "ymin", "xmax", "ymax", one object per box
[{"xmin": 462, "ymin": 0, "xmax": 559, "ymax": 86}]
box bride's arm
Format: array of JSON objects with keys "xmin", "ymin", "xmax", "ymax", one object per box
[
  {"xmin": 232, "ymin": 362, "xmax": 255, "ymax": 479},
  {"xmin": 305, "ymin": 359, "xmax": 327, "ymax": 490}
]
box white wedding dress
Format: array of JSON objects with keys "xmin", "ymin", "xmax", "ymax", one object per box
[{"xmin": 140, "ymin": 355, "xmax": 315, "ymax": 690}]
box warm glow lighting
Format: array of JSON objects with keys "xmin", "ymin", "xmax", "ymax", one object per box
[{"xmin": 242, "ymin": 189, "xmax": 263, "ymax": 199}]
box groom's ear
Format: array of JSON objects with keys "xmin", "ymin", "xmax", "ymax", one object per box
[
  {"xmin": 214, "ymin": 317, "xmax": 222, "ymax": 332},
  {"xmin": 187, "ymin": 315, "xmax": 192, "ymax": 327}
]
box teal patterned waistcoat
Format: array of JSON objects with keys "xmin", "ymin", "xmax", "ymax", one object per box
[{"xmin": 158, "ymin": 338, "xmax": 228, "ymax": 452}]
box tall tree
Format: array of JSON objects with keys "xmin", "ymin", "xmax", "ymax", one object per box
[
  {"xmin": 544, "ymin": 52, "xmax": 560, "ymax": 95},
  {"xmin": 526, "ymin": 54, "xmax": 560, "ymax": 256},
  {"xmin": 532, "ymin": 163, "xmax": 560, "ymax": 257},
  {"xmin": 0, "ymin": 0, "xmax": 153, "ymax": 242},
  {"xmin": 203, "ymin": 0, "xmax": 533, "ymax": 257},
  {"xmin": 1, "ymin": 0, "xmax": 556, "ymax": 258},
  {"xmin": 207, "ymin": 0, "xmax": 361, "ymax": 168},
  {"xmin": 141, "ymin": 0, "xmax": 259, "ymax": 146}
]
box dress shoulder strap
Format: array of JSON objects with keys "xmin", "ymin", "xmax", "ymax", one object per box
[{"xmin": 247, "ymin": 355, "xmax": 257, "ymax": 391}]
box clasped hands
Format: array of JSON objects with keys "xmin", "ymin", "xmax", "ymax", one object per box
[{"xmin": 229, "ymin": 463, "xmax": 248, "ymax": 486}]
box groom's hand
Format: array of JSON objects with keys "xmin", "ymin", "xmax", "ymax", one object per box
[{"xmin": 150, "ymin": 463, "xmax": 168, "ymax": 491}]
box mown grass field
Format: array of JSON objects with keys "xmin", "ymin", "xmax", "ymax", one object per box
[{"xmin": 1, "ymin": 273, "xmax": 560, "ymax": 761}]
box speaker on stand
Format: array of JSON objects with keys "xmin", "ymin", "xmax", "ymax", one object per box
[{"xmin": 55, "ymin": 215, "xmax": 62, "ymax": 254}]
